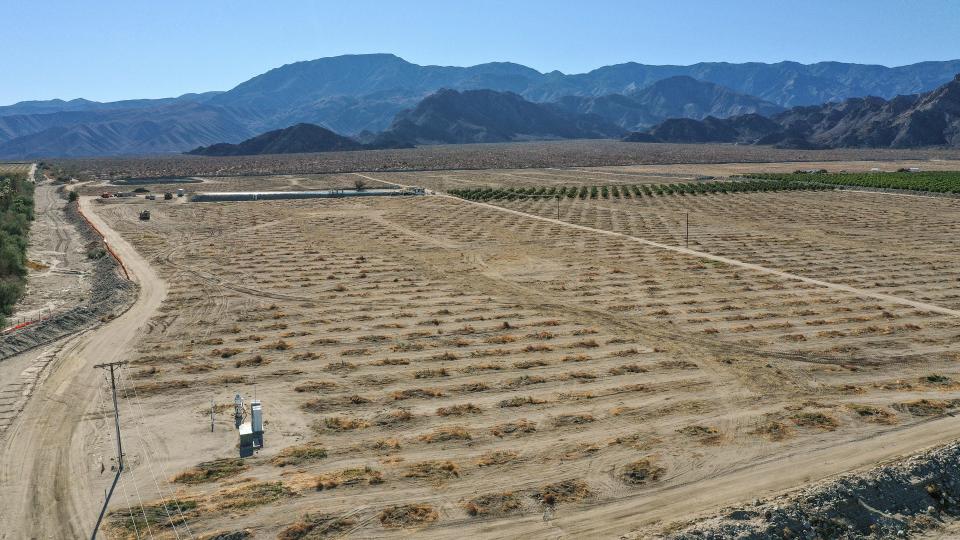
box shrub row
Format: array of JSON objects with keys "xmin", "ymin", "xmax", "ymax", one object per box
[
  {"xmin": 449, "ymin": 180, "xmax": 836, "ymax": 201},
  {"xmin": 742, "ymin": 171, "xmax": 960, "ymax": 194},
  {"xmin": 0, "ymin": 172, "xmax": 35, "ymax": 326}
]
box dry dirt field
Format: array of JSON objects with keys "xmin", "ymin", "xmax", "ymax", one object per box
[{"xmin": 64, "ymin": 162, "xmax": 960, "ymax": 539}]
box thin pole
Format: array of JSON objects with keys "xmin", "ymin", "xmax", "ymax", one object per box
[
  {"xmin": 556, "ymin": 196, "xmax": 560, "ymax": 220},
  {"xmin": 91, "ymin": 361, "xmax": 127, "ymax": 540},
  {"xmin": 210, "ymin": 399, "xmax": 215, "ymax": 432},
  {"xmin": 685, "ymin": 213, "xmax": 689, "ymax": 248}
]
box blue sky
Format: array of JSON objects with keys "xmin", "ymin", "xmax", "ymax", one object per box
[{"xmin": 3, "ymin": 0, "xmax": 959, "ymax": 105}]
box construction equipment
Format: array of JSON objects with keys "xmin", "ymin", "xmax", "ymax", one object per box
[
  {"xmin": 138, "ymin": 210, "xmax": 150, "ymax": 221},
  {"xmin": 145, "ymin": 194, "xmax": 156, "ymax": 200},
  {"xmin": 176, "ymin": 188, "xmax": 185, "ymax": 197},
  {"xmin": 100, "ymin": 192, "xmax": 112, "ymax": 198}
]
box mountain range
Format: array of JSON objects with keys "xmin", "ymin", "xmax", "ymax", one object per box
[
  {"xmin": 3, "ymin": 54, "xmax": 960, "ymax": 158},
  {"xmin": 630, "ymin": 74, "xmax": 960, "ymax": 149}
]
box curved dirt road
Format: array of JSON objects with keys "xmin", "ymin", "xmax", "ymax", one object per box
[{"xmin": 0, "ymin": 196, "xmax": 166, "ymax": 539}]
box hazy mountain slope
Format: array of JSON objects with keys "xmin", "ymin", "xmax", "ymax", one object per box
[
  {"xmin": 0, "ymin": 103, "xmax": 256, "ymax": 158},
  {"xmin": 186, "ymin": 123, "xmax": 363, "ymax": 156},
  {"xmin": 537, "ymin": 60, "xmax": 960, "ymax": 106},
  {"xmin": 554, "ymin": 76, "xmax": 783, "ymax": 130},
  {"xmin": 372, "ymin": 89, "xmax": 625, "ymax": 146},
  {"xmin": 0, "ymin": 92, "xmax": 221, "ymax": 117},
  {"xmin": 630, "ymin": 74, "xmax": 960, "ymax": 148}
]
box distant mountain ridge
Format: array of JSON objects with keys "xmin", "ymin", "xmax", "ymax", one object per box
[
  {"xmin": 3, "ymin": 53, "xmax": 960, "ymax": 157},
  {"xmin": 628, "ymin": 74, "xmax": 960, "ymax": 148},
  {"xmin": 186, "ymin": 123, "xmax": 365, "ymax": 156}
]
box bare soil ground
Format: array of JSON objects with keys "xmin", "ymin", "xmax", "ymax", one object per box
[{"xmin": 34, "ymin": 162, "xmax": 957, "ymax": 539}]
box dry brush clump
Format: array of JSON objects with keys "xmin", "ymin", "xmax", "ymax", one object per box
[
  {"xmin": 677, "ymin": 424, "xmax": 722, "ymax": 444},
  {"xmin": 212, "ymin": 481, "xmax": 295, "ymax": 511},
  {"xmin": 532, "ymin": 479, "xmax": 593, "ymax": 506},
  {"xmin": 277, "ymin": 513, "xmax": 357, "ymax": 540},
  {"xmin": 491, "ymin": 419, "xmax": 537, "ymax": 437},
  {"xmin": 271, "ymin": 442, "xmax": 328, "ymax": 467},
  {"xmin": 378, "ymin": 503, "xmax": 438, "ymax": 529},
  {"xmin": 419, "ymin": 426, "xmax": 472, "ymax": 443},
  {"xmin": 392, "ymin": 388, "xmax": 444, "ymax": 400},
  {"xmin": 847, "ymin": 404, "xmax": 897, "ymax": 424},
  {"xmin": 620, "ymin": 458, "xmax": 666, "ymax": 485},
  {"xmin": 294, "ymin": 380, "xmax": 337, "ymax": 393},
  {"xmin": 790, "ymin": 411, "xmax": 839, "ymax": 431},
  {"xmin": 552, "ymin": 413, "xmax": 595, "ymax": 427},
  {"xmin": 436, "ymin": 403, "xmax": 482, "ymax": 416},
  {"xmin": 476, "ymin": 450, "xmax": 520, "ymax": 467},
  {"xmin": 464, "ymin": 492, "xmax": 523, "ymax": 517},
  {"xmin": 321, "ymin": 416, "xmax": 370, "ymax": 432},
  {"xmin": 107, "ymin": 498, "xmax": 199, "ymax": 539},
  {"xmin": 895, "ymin": 399, "xmax": 960, "ymax": 416},
  {"xmin": 404, "ymin": 460, "xmax": 460, "ymax": 480},
  {"xmin": 498, "ymin": 395, "xmax": 545, "ymax": 408},
  {"xmin": 315, "ymin": 466, "xmax": 383, "ymax": 490},
  {"xmin": 173, "ymin": 458, "xmax": 248, "ymax": 484}
]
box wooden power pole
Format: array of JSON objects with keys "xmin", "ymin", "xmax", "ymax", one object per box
[{"xmin": 90, "ymin": 361, "xmax": 127, "ymax": 540}]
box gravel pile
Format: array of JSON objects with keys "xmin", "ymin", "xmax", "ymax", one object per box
[{"xmin": 669, "ymin": 441, "xmax": 960, "ymax": 539}]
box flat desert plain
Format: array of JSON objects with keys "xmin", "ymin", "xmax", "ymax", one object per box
[{"xmin": 49, "ymin": 163, "xmax": 960, "ymax": 538}]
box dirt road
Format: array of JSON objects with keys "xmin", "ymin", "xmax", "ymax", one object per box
[{"xmin": 0, "ymin": 196, "xmax": 166, "ymax": 539}]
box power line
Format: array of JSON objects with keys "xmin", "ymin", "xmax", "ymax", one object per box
[
  {"xmin": 118, "ymin": 364, "xmax": 194, "ymax": 538},
  {"xmin": 115, "ymin": 364, "xmax": 182, "ymax": 539}
]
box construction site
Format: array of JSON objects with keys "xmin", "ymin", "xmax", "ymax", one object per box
[{"xmin": 4, "ymin": 157, "xmax": 960, "ymax": 539}]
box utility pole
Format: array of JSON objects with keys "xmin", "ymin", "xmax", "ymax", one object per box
[
  {"xmin": 91, "ymin": 361, "xmax": 127, "ymax": 540},
  {"xmin": 556, "ymin": 195, "xmax": 560, "ymax": 221},
  {"xmin": 210, "ymin": 399, "xmax": 215, "ymax": 432},
  {"xmin": 685, "ymin": 213, "xmax": 689, "ymax": 248}
]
